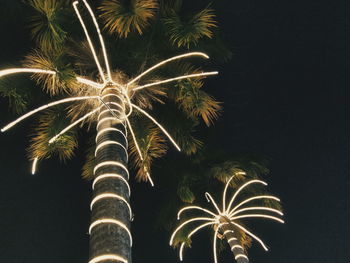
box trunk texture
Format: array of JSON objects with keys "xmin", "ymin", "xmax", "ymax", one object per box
[
  {"xmin": 221, "ymin": 223, "xmax": 249, "ymax": 263},
  {"xmin": 89, "ymin": 86, "xmax": 131, "ymax": 263}
]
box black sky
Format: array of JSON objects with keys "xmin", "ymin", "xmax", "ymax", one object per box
[{"xmin": 1, "ymin": 0, "xmax": 350, "ymax": 263}]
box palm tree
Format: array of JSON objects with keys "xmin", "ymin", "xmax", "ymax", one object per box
[
  {"xmin": 0, "ymin": 1, "xmax": 226, "ymax": 263},
  {"xmin": 170, "ymin": 174, "xmax": 284, "ymax": 263}
]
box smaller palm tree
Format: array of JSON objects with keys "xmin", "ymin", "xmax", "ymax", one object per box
[{"xmin": 170, "ymin": 174, "xmax": 284, "ymax": 263}]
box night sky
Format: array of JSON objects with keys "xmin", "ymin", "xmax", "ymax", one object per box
[{"xmin": 1, "ymin": 1, "xmax": 350, "ymax": 263}]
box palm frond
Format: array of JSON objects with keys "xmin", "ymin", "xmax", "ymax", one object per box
[
  {"xmin": 27, "ymin": 0, "xmax": 68, "ymax": 51},
  {"xmin": 129, "ymin": 116, "xmax": 168, "ymax": 182},
  {"xmin": 0, "ymin": 75, "xmax": 30, "ymax": 114},
  {"xmin": 99, "ymin": 0, "xmax": 158, "ymax": 38},
  {"xmin": 23, "ymin": 49, "xmax": 77, "ymax": 95},
  {"xmin": 175, "ymin": 79, "xmax": 221, "ymax": 126},
  {"xmin": 27, "ymin": 107, "xmax": 78, "ymax": 162},
  {"xmin": 81, "ymin": 139, "xmax": 96, "ymax": 180},
  {"xmin": 163, "ymin": 7, "xmax": 217, "ymax": 48},
  {"xmin": 177, "ymin": 184, "xmax": 195, "ymax": 203}
]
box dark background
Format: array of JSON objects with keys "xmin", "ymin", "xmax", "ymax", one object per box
[{"xmin": 1, "ymin": 0, "xmax": 350, "ymax": 263}]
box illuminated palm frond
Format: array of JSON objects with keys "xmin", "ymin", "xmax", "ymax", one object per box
[
  {"xmin": 0, "ymin": 75, "xmax": 30, "ymax": 114},
  {"xmin": 129, "ymin": 117, "xmax": 168, "ymax": 183},
  {"xmin": 170, "ymin": 176, "xmax": 284, "ymax": 263},
  {"xmin": 23, "ymin": 49, "xmax": 77, "ymax": 95},
  {"xmin": 82, "ymin": 140, "xmax": 96, "ymax": 180},
  {"xmin": 99, "ymin": 0, "xmax": 158, "ymax": 38},
  {"xmin": 175, "ymin": 79, "xmax": 221, "ymax": 126},
  {"xmin": 27, "ymin": 107, "xmax": 78, "ymax": 162},
  {"xmin": 27, "ymin": 0, "xmax": 68, "ymax": 51},
  {"xmin": 163, "ymin": 7, "xmax": 217, "ymax": 48}
]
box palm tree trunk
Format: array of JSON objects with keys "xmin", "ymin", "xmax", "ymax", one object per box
[
  {"xmin": 221, "ymin": 223, "xmax": 249, "ymax": 263},
  {"xmin": 89, "ymin": 86, "xmax": 131, "ymax": 263}
]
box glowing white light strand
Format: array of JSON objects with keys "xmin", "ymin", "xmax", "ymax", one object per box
[
  {"xmin": 89, "ymin": 218, "xmax": 132, "ymax": 246},
  {"xmin": 230, "ymin": 206, "xmax": 283, "ymax": 217},
  {"xmin": 88, "ymin": 254, "xmax": 128, "ymax": 263},
  {"xmin": 49, "ymin": 107, "xmax": 101, "ymax": 144},
  {"xmin": 125, "ymin": 117, "xmax": 143, "ymax": 161},
  {"xmin": 76, "ymin": 77, "xmax": 104, "ymax": 89},
  {"xmin": 231, "ymin": 245, "xmax": 243, "ymax": 251},
  {"xmin": 223, "ymin": 230, "xmax": 234, "ymax": 235},
  {"xmin": 1, "ymin": 96, "xmax": 99, "ymax": 132},
  {"xmin": 98, "ymin": 109, "xmax": 122, "ymax": 120},
  {"xmin": 235, "ymin": 254, "xmax": 249, "ymax": 261},
  {"xmin": 82, "ymin": 0, "xmax": 113, "ymax": 81},
  {"xmin": 227, "ymin": 237, "xmax": 238, "ymax": 242},
  {"xmin": 177, "ymin": 206, "xmax": 217, "ymax": 220},
  {"xmin": 146, "ymin": 171, "xmax": 155, "ymax": 187},
  {"xmin": 230, "ymin": 195, "xmax": 281, "ymax": 214},
  {"xmin": 205, "ymin": 192, "xmax": 222, "ymax": 215},
  {"xmin": 90, "ymin": 193, "xmax": 132, "ymax": 219},
  {"xmin": 169, "ymin": 217, "xmax": 216, "ymax": 246},
  {"xmin": 131, "ymin": 104, "xmax": 181, "ymax": 151},
  {"xmin": 222, "ymin": 175, "xmax": 236, "ymax": 213},
  {"xmin": 230, "ymin": 221, "xmax": 269, "ymax": 251},
  {"xmin": 31, "ymin": 157, "xmax": 38, "ymax": 175},
  {"xmin": 179, "ymin": 221, "xmax": 217, "ymax": 261},
  {"xmin": 231, "ymin": 214, "xmax": 285, "ymax": 224},
  {"xmin": 0, "ymin": 68, "xmax": 56, "ymax": 78},
  {"xmin": 213, "ymin": 224, "xmax": 223, "ymax": 263},
  {"xmin": 93, "ymin": 161, "xmax": 129, "ymax": 179},
  {"xmin": 133, "ymin": 71, "xmax": 218, "ymax": 91},
  {"xmin": 95, "ymin": 140, "xmax": 128, "ymax": 157},
  {"xmin": 95, "ymin": 127, "xmax": 127, "ymax": 146},
  {"xmin": 226, "ymin": 180, "xmax": 268, "ymax": 213},
  {"xmin": 92, "ymin": 173, "xmax": 131, "ymax": 196},
  {"xmin": 96, "ymin": 117, "xmax": 125, "ymax": 130},
  {"xmin": 127, "ymin": 52, "xmax": 209, "ymax": 86},
  {"xmin": 72, "ymin": 1, "xmax": 106, "ymax": 83}
]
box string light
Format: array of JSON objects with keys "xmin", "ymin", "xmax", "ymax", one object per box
[
  {"xmin": 88, "ymin": 254, "xmax": 128, "ymax": 263},
  {"xmin": 1, "ymin": 96, "xmax": 99, "ymax": 132},
  {"xmin": 131, "ymin": 104, "xmax": 181, "ymax": 151},
  {"xmin": 235, "ymin": 254, "xmax": 249, "ymax": 261},
  {"xmin": 95, "ymin": 127, "xmax": 127, "ymax": 145},
  {"xmin": 146, "ymin": 171, "xmax": 154, "ymax": 187},
  {"xmin": 205, "ymin": 192, "xmax": 222, "ymax": 214},
  {"xmin": 231, "ymin": 214, "xmax": 285, "ymax": 224},
  {"xmin": 179, "ymin": 221, "xmax": 217, "ymax": 261},
  {"xmin": 169, "ymin": 217, "xmax": 216, "ymax": 246},
  {"xmin": 92, "ymin": 173, "xmax": 130, "ymax": 196},
  {"xmin": 230, "ymin": 221, "xmax": 268, "ymax": 251},
  {"xmin": 95, "ymin": 140, "xmax": 128, "ymax": 157},
  {"xmin": 31, "ymin": 157, "xmax": 38, "ymax": 175},
  {"xmin": 231, "ymin": 245, "xmax": 243, "ymax": 251},
  {"xmin": 90, "ymin": 193, "xmax": 132, "ymax": 219},
  {"xmin": 226, "ymin": 180, "xmax": 268, "ymax": 213},
  {"xmin": 49, "ymin": 107, "xmax": 101, "ymax": 144},
  {"xmin": 230, "ymin": 206, "xmax": 284, "ymax": 217},
  {"xmin": 76, "ymin": 77, "xmax": 104, "ymax": 89},
  {"xmin": 133, "ymin": 71, "xmax": 218, "ymax": 91},
  {"xmin": 89, "ymin": 218, "xmax": 132, "ymax": 246},
  {"xmin": 73, "ymin": 1, "xmax": 106, "ymax": 83},
  {"xmin": 93, "ymin": 161, "xmax": 129, "ymax": 179},
  {"xmin": 127, "ymin": 52, "xmax": 209, "ymax": 86},
  {"xmin": 177, "ymin": 206, "xmax": 217, "ymax": 220},
  {"xmin": 227, "ymin": 238, "xmax": 237, "ymax": 242},
  {"xmin": 82, "ymin": 0, "xmax": 113, "ymax": 81},
  {"xmin": 230, "ymin": 195, "xmax": 281, "ymax": 214},
  {"xmin": 0, "ymin": 68, "xmax": 56, "ymax": 78}
]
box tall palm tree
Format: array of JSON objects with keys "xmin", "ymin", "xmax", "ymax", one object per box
[
  {"xmin": 170, "ymin": 174, "xmax": 284, "ymax": 263},
  {"xmin": 0, "ymin": 1, "xmax": 226, "ymax": 263}
]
